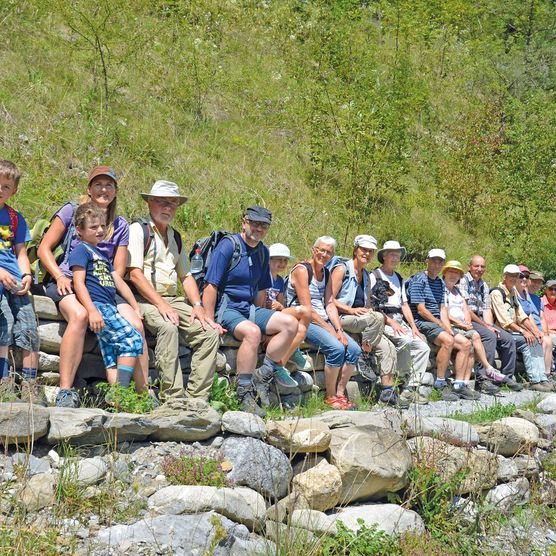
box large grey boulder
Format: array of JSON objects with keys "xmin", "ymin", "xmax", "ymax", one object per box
[
  {"xmin": 33, "ymin": 295, "xmax": 64, "ymax": 321},
  {"xmin": 19, "ymin": 472, "xmax": 55, "ymax": 511},
  {"xmin": 291, "ymin": 460, "xmax": 342, "ymax": 512},
  {"xmin": 404, "ymin": 415, "xmax": 479, "ymax": 447},
  {"xmin": 0, "ymin": 403, "xmax": 49, "ymax": 445},
  {"xmin": 76, "ymin": 457, "xmax": 108, "ymax": 486},
  {"xmin": 334, "ymin": 503, "xmax": 425, "ymax": 536},
  {"xmin": 290, "ymin": 509, "xmax": 338, "ymax": 536},
  {"xmin": 315, "ymin": 409, "xmax": 403, "ymax": 434},
  {"xmin": 328, "ymin": 425, "xmax": 412, "ymax": 504},
  {"xmin": 221, "ymin": 411, "xmax": 266, "ymax": 439},
  {"xmin": 149, "ymin": 485, "xmax": 266, "ymax": 530},
  {"xmin": 476, "ymin": 417, "xmax": 539, "ymax": 456},
  {"xmin": 536, "ymin": 394, "xmax": 556, "ymax": 414},
  {"xmin": 7, "ymin": 453, "xmax": 51, "ymax": 476},
  {"xmin": 485, "ymin": 478, "xmax": 530, "ymax": 512},
  {"xmin": 149, "ymin": 399, "xmax": 221, "ymax": 442},
  {"xmin": 95, "ymin": 512, "xmax": 249, "ymax": 555},
  {"xmin": 497, "ymin": 455, "xmax": 520, "ymax": 483},
  {"xmin": 266, "ymin": 418, "xmax": 331, "ymax": 454},
  {"xmin": 534, "ymin": 414, "xmax": 556, "ymax": 440},
  {"xmin": 38, "ymin": 321, "xmax": 97, "ymax": 354},
  {"xmin": 222, "ymin": 436, "xmax": 292, "ymax": 500}
]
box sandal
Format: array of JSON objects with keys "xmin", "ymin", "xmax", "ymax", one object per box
[
  {"xmin": 325, "ymin": 396, "xmax": 349, "ymax": 410},
  {"xmin": 336, "ymin": 395, "xmax": 357, "ymax": 410}
]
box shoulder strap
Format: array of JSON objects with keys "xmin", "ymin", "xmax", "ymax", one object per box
[
  {"xmin": 172, "ymin": 228, "xmax": 182, "ymax": 254},
  {"xmin": 5, "ymin": 205, "xmax": 18, "ymax": 253},
  {"xmin": 135, "ymin": 218, "xmax": 157, "ymax": 288},
  {"xmin": 395, "ymin": 271, "xmax": 403, "ymax": 288},
  {"xmin": 490, "ymin": 286, "xmax": 510, "ymax": 307}
]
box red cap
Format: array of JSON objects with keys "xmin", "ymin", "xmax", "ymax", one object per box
[
  {"xmin": 518, "ymin": 265, "xmax": 530, "ymax": 275},
  {"xmin": 87, "ymin": 166, "xmax": 118, "ymax": 185}
]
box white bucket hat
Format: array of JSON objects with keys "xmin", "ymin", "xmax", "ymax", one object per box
[
  {"xmin": 377, "ymin": 240, "xmax": 407, "ymax": 264},
  {"xmin": 141, "ymin": 180, "xmax": 188, "ymax": 205},
  {"xmin": 269, "ymin": 243, "xmax": 294, "ymax": 259}
]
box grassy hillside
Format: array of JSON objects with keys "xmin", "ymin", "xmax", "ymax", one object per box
[{"xmin": 1, "ymin": 0, "xmax": 555, "ymax": 282}]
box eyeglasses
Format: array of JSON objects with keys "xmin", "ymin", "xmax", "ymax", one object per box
[
  {"xmin": 313, "ymin": 246, "xmax": 334, "ymax": 256},
  {"xmin": 152, "ymin": 198, "xmax": 180, "ymax": 208},
  {"xmin": 245, "ymin": 219, "xmax": 270, "ymax": 230},
  {"xmin": 519, "ymin": 274, "xmax": 529, "ymax": 279}
]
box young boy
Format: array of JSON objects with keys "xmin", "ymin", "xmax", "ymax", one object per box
[
  {"xmin": 0, "ymin": 160, "xmax": 43, "ymax": 404},
  {"xmin": 69, "ymin": 203, "xmax": 143, "ymax": 393}
]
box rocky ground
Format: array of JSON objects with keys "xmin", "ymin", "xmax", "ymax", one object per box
[{"xmin": 2, "ymin": 388, "xmax": 556, "ymax": 555}]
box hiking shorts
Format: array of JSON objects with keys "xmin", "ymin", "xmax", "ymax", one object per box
[
  {"xmin": 416, "ymin": 321, "xmax": 445, "ymax": 343},
  {"xmin": 218, "ymin": 306, "xmax": 275, "ymax": 335},
  {"xmin": 0, "ymin": 293, "xmax": 39, "ymax": 351},
  {"xmin": 94, "ymin": 302, "xmax": 143, "ymax": 369}
]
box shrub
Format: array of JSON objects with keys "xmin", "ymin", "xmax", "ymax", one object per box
[
  {"xmin": 209, "ymin": 376, "xmax": 241, "ymax": 413},
  {"xmin": 96, "ymin": 382, "xmax": 156, "ymax": 414},
  {"xmin": 161, "ymin": 453, "xmax": 232, "ymax": 488}
]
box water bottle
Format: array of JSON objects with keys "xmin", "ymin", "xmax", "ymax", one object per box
[{"xmin": 190, "ymin": 248, "xmax": 204, "ymax": 275}]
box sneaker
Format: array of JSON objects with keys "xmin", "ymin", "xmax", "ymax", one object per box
[
  {"xmin": 400, "ymin": 388, "xmax": 429, "ymax": 405},
  {"xmin": 290, "ymin": 349, "xmax": 313, "ymax": 371},
  {"xmin": 453, "ymin": 384, "xmax": 481, "ymax": 400},
  {"xmin": 0, "ymin": 377, "xmax": 20, "ymax": 403},
  {"xmin": 237, "ymin": 383, "xmax": 266, "ymax": 418},
  {"xmin": 379, "ymin": 389, "xmax": 410, "ymax": 409},
  {"xmin": 55, "ymin": 388, "xmax": 80, "ymax": 408},
  {"xmin": 485, "ymin": 367, "xmax": 507, "ymax": 383},
  {"xmin": 502, "ymin": 377, "xmax": 523, "ymax": 392},
  {"xmin": 273, "ymin": 366, "xmax": 298, "ymax": 390},
  {"xmin": 475, "ymin": 381, "xmax": 501, "ymax": 396},
  {"xmin": 530, "ymin": 381, "xmax": 553, "ymax": 392},
  {"xmin": 434, "ymin": 383, "xmax": 459, "ymax": 402},
  {"xmin": 252, "ymin": 364, "xmax": 274, "ymax": 406},
  {"xmin": 19, "ymin": 379, "xmax": 47, "ymax": 407}
]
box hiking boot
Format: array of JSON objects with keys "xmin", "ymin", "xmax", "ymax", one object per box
[
  {"xmin": 530, "ymin": 381, "xmax": 553, "ymax": 392},
  {"xmin": 399, "ymin": 388, "xmax": 429, "ymax": 405},
  {"xmin": 55, "ymin": 388, "xmax": 80, "ymax": 408},
  {"xmin": 453, "ymin": 384, "xmax": 481, "ymax": 400},
  {"xmin": 0, "ymin": 377, "xmax": 20, "ymax": 403},
  {"xmin": 475, "ymin": 381, "xmax": 501, "ymax": 396},
  {"xmin": 434, "ymin": 383, "xmax": 459, "ymax": 402},
  {"xmin": 502, "ymin": 377, "xmax": 523, "ymax": 392},
  {"xmin": 252, "ymin": 364, "xmax": 274, "ymax": 406},
  {"xmin": 379, "ymin": 389, "xmax": 410, "ymax": 409},
  {"xmin": 290, "ymin": 349, "xmax": 313, "ymax": 372},
  {"xmin": 237, "ymin": 383, "xmax": 266, "ymax": 418},
  {"xmin": 19, "ymin": 379, "xmax": 47, "ymax": 407},
  {"xmin": 273, "ymin": 366, "xmax": 298, "ymax": 390}
]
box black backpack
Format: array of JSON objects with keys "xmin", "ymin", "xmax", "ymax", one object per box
[
  {"xmin": 370, "ymin": 268, "xmax": 403, "ymax": 311},
  {"xmin": 284, "ymin": 261, "xmax": 330, "ymax": 307}
]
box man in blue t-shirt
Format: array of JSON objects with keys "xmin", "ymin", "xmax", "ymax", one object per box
[
  {"xmin": 203, "ymin": 206, "xmax": 298, "ymax": 417},
  {"xmin": 407, "ymin": 248, "xmax": 479, "ymax": 402}
]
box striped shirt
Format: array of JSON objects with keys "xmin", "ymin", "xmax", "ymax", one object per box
[{"xmin": 407, "ymin": 271, "xmax": 445, "ymax": 323}]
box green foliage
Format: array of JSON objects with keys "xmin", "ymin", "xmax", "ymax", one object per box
[
  {"xmin": 0, "ymin": 525, "xmax": 67, "ymax": 556},
  {"xmin": 450, "ymin": 401, "xmax": 517, "ymax": 424},
  {"xmin": 96, "ymin": 381, "xmax": 156, "ymax": 414},
  {"xmin": 209, "ymin": 376, "xmax": 240, "ymax": 413},
  {"xmin": 161, "ymin": 452, "xmax": 232, "ymax": 488}
]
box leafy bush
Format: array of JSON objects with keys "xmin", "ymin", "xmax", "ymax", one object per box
[
  {"xmin": 209, "ymin": 376, "xmax": 240, "ymax": 413},
  {"xmin": 318, "ymin": 520, "xmax": 397, "ymax": 556},
  {"xmin": 161, "ymin": 453, "xmax": 232, "ymax": 488},
  {"xmin": 96, "ymin": 382, "xmax": 156, "ymax": 414}
]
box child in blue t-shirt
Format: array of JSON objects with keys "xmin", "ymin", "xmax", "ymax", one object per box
[
  {"xmin": 0, "ymin": 160, "xmax": 42, "ymax": 403},
  {"xmin": 68, "ymin": 203, "xmax": 143, "ymax": 391}
]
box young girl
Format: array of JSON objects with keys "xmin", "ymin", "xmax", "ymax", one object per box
[
  {"xmin": 69, "ymin": 203, "xmax": 143, "ymax": 392},
  {"xmin": 267, "ymin": 243, "xmax": 312, "ymax": 373}
]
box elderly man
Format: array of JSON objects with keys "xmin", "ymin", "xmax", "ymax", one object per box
[
  {"xmin": 127, "ymin": 180, "xmax": 222, "ymax": 404},
  {"xmin": 406, "ymin": 248, "xmax": 479, "ymax": 401},
  {"xmin": 490, "ymin": 264, "xmax": 550, "ymax": 391},
  {"xmin": 459, "ymin": 255, "xmax": 521, "ymax": 392},
  {"xmin": 203, "ymin": 206, "xmax": 298, "ymax": 417}
]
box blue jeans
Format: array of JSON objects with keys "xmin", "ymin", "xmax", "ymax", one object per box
[
  {"xmin": 305, "ymin": 322, "xmax": 361, "ymax": 367},
  {"xmin": 513, "ymin": 333, "xmax": 546, "ymax": 383}
]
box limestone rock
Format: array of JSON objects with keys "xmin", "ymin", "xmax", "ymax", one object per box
[
  {"xmin": 230, "ymin": 536, "xmax": 276, "ymax": 556},
  {"xmin": 265, "ymin": 520, "xmax": 316, "ymax": 544},
  {"xmin": 13, "ymin": 350, "xmax": 60, "ymax": 372},
  {"xmin": 497, "ymin": 455, "xmax": 520, "ymax": 483},
  {"xmin": 334, "ymin": 503, "xmax": 425, "ymax": 536},
  {"xmin": 514, "ymin": 454, "xmax": 540, "ymax": 478},
  {"xmin": 536, "ymin": 394, "xmax": 556, "ymax": 414},
  {"xmin": 33, "ymin": 295, "xmax": 63, "ymax": 321},
  {"xmin": 19, "ymin": 472, "xmax": 55, "ymax": 511},
  {"xmin": 149, "ymin": 485, "xmax": 266, "ymax": 530},
  {"xmin": 485, "ymin": 478, "xmax": 530, "ymax": 512},
  {"xmin": 457, "ymin": 450, "xmax": 498, "ymax": 494},
  {"xmin": 0, "ymin": 403, "xmax": 49, "ymax": 445},
  {"xmin": 7, "ymin": 453, "xmax": 51, "ymax": 476},
  {"xmin": 292, "ymin": 453, "xmax": 326, "ymax": 476},
  {"xmin": 38, "ymin": 321, "xmax": 97, "ymax": 354},
  {"xmin": 315, "ymin": 409, "xmax": 403, "ymax": 434},
  {"xmin": 292, "ymin": 460, "xmax": 342, "ymax": 512},
  {"xmin": 404, "ymin": 415, "xmax": 479, "ymax": 447},
  {"xmin": 76, "ymin": 457, "xmax": 108, "ymax": 486},
  {"xmin": 534, "ymin": 414, "xmax": 556, "ymax": 440},
  {"xmin": 477, "ymin": 417, "xmax": 539, "ymax": 456},
  {"xmin": 266, "ymin": 492, "xmax": 311, "ymax": 523},
  {"xmin": 221, "ymin": 411, "xmax": 266, "ymax": 439},
  {"xmin": 222, "ymin": 436, "xmax": 292, "ymax": 500},
  {"xmin": 266, "ymin": 418, "xmax": 331, "ymax": 454},
  {"xmin": 96, "ymin": 512, "xmax": 249, "ymax": 553},
  {"xmin": 149, "ymin": 399, "xmax": 221, "ymax": 442},
  {"xmin": 290, "ymin": 509, "xmax": 338, "ymax": 536},
  {"xmin": 327, "ymin": 425, "xmax": 412, "ymax": 504}
]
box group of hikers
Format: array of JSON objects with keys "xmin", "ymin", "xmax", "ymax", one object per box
[{"xmin": 0, "ymin": 159, "xmax": 555, "ymax": 416}]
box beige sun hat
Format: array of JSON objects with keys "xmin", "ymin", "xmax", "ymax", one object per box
[{"xmin": 141, "ymin": 180, "xmax": 188, "ymax": 205}]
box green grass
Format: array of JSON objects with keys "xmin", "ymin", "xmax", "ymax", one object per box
[{"xmin": 450, "ymin": 401, "xmax": 517, "ymax": 424}]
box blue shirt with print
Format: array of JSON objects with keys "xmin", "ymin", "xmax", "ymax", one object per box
[
  {"xmin": 68, "ymin": 242, "xmax": 116, "ymax": 305},
  {"xmin": 205, "ymin": 234, "xmax": 271, "ymax": 316},
  {"xmin": 0, "ymin": 205, "xmax": 31, "ymax": 281},
  {"xmin": 407, "ymin": 271, "xmax": 445, "ymax": 323}
]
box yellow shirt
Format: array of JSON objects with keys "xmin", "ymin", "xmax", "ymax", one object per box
[
  {"xmin": 490, "ymin": 282, "xmax": 528, "ymax": 330},
  {"xmin": 127, "ymin": 220, "xmax": 189, "ymax": 297}
]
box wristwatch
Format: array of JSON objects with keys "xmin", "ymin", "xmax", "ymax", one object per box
[
  {"xmin": 21, "ymin": 273, "xmax": 32, "ymax": 279},
  {"xmin": 193, "ymin": 301, "xmax": 203, "ymax": 307}
]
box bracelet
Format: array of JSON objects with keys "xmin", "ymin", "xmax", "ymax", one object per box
[
  {"xmin": 193, "ymin": 301, "xmax": 203, "ymax": 307},
  {"xmin": 54, "ymin": 274, "xmax": 64, "ymax": 281},
  {"xmin": 21, "ymin": 273, "xmax": 31, "ymax": 279}
]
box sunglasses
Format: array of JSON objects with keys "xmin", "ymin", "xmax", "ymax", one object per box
[
  {"xmin": 519, "ymin": 273, "xmax": 529, "ymax": 279},
  {"xmin": 548, "ymin": 287, "xmax": 556, "ymax": 292}
]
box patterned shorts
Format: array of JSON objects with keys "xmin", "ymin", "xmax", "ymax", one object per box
[
  {"xmin": 94, "ymin": 302, "xmax": 143, "ymax": 369},
  {"xmin": 0, "ymin": 293, "xmax": 39, "ymax": 351}
]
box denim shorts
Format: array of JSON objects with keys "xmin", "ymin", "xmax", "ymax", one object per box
[
  {"xmin": 218, "ymin": 306, "xmax": 275, "ymax": 335},
  {"xmin": 94, "ymin": 302, "xmax": 143, "ymax": 369},
  {"xmin": 0, "ymin": 293, "xmax": 39, "ymax": 351}
]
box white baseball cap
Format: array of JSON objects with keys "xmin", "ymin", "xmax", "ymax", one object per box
[
  {"xmin": 269, "ymin": 243, "xmax": 294, "ymax": 259},
  {"xmin": 503, "ymin": 264, "xmax": 521, "ymax": 275},
  {"xmin": 354, "ymin": 235, "xmax": 377, "ymax": 250},
  {"xmin": 427, "ymin": 248, "xmax": 446, "ymax": 260}
]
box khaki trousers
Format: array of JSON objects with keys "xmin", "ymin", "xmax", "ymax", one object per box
[{"xmin": 139, "ymin": 296, "xmax": 220, "ymax": 401}]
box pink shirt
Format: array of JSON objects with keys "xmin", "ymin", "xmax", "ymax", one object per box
[{"xmin": 542, "ymin": 295, "xmax": 556, "ymax": 331}]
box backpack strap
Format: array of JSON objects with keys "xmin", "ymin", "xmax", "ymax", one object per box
[
  {"xmin": 490, "ymin": 286, "xmax": 511, "ymax": 308},
  {"xmin": 135, "ymin": 218, "xmax": 157, "ymax": 288},
  {"xmin": 5, "ymin": 205, "xmax": 18, "ymax": 253}
]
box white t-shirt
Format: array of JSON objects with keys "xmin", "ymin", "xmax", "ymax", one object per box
[
  {"xmin": 369, "ymin": 268, "xmax": 406, "ymax": 308},
  {"xmin": 445, "ymin": 287, "xmax": 466, "ymax": 322}
]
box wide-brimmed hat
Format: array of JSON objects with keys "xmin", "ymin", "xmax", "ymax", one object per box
[
  {"xmin": 442, "ymin": 260, "xmax": 465, "ymax": 276},
  {"xmin": 88, "ymin": 166, "xmax": 117, "ymax": 185},
  {"xmin": 269, "ymin": 243, "xmax": 294, "ymax": 259},
  {"xmin": 141, "ymin": 180, "xmax": 188, "ymax": 205},
  {"xmin": 354, "ymin": 235, "xmax": 377, "ymax": 250},
  {"xmin": 377, "ymin": 240, "xmax": 406, "ymax": 264}
]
